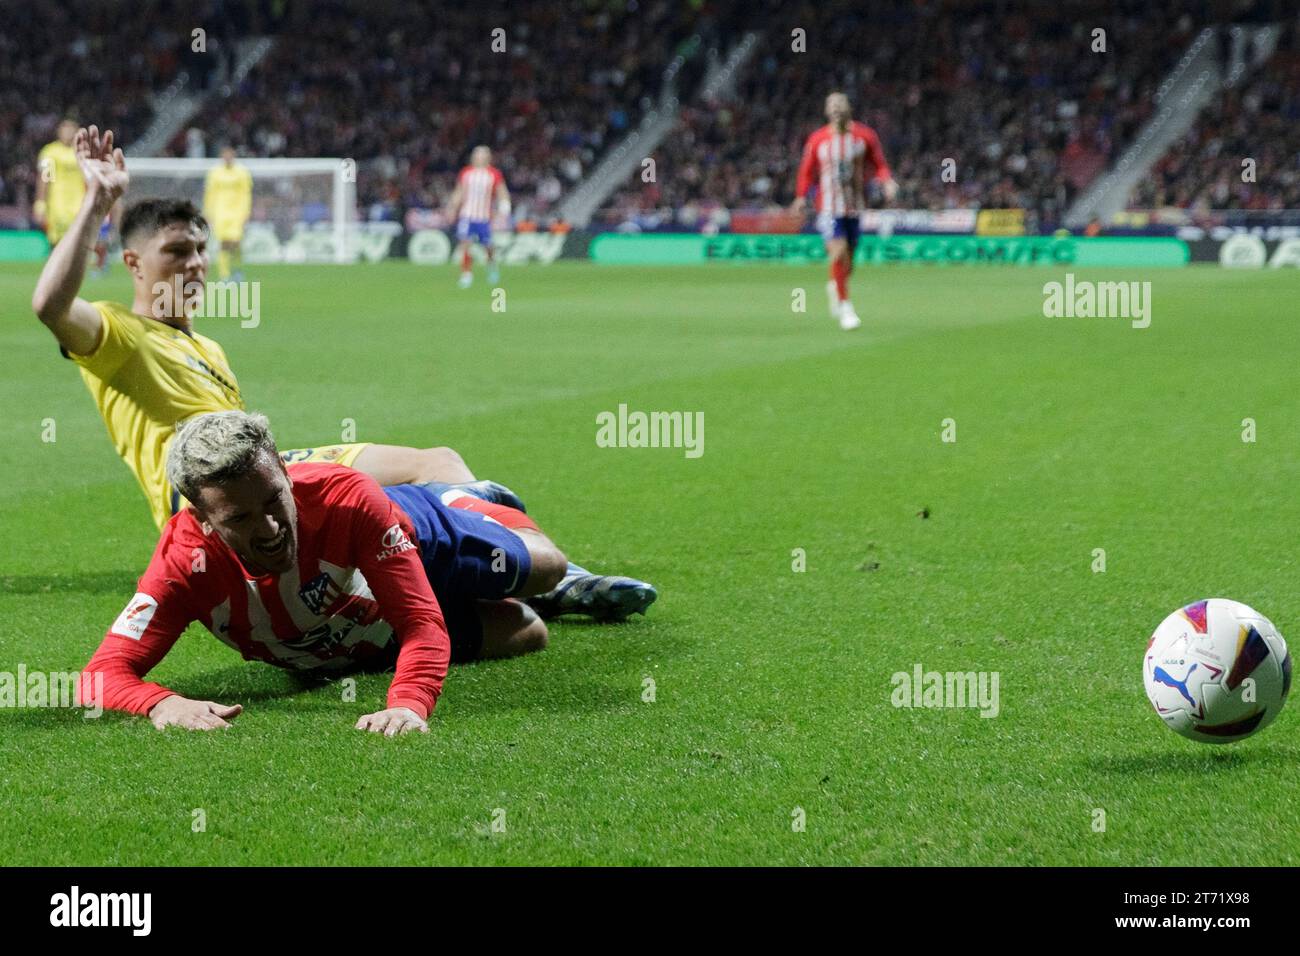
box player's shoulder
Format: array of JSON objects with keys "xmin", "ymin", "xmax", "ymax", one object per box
[
  {"xmin": 851, "ymin": 120, "xmax": 879, "ymax": 140},
  {"xmin": 86, "ymin": 300, "xmax": 145, "ymax": 336},
  {"xmin": 143, "ymin": 509, "xmax": 239, "ymax": 600},
  {"xmin": 289, "ymin": 462, "xmax": 391, "ymax": 532},
  {"xmin": 38, "ymin": 143, "xmax": 67, "ymax": 168},
  {"xmin": 150, "ymin": 508, "xmax": 213, "ymax": 572},
  {"xmin": 88, "ymin": 299, "xmax": 134, "ymax": 320},
  {"xmin": 805, "ymin": 125, "xmax": 830, "ymax": 145},
  {"xmin": 191, "ymin": 325, "xmax": 227, "ymax": 354},
  {"xmin": 289, "ymin": 462, "xmax": 381, "ymax": 502},
  {"xmin": 159, "ymin": 508, "xmax": 207, "ymax": 548},
  {"xmin": 89, "ymin": 300, "xmax": 166, "ymax": 337}
]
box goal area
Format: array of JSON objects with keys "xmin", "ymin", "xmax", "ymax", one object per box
[{"xmin": 126, "ymin": 157, "xmax": 357, "ymax": 264}]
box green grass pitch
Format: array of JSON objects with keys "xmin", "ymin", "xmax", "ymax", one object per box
[{"xmin": 1, "ymin": 260, "xmax": 1298, "ymax": 865}]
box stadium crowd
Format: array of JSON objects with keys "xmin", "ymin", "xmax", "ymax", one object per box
[
  {"xmin": 2, "ymin": 0, "xmax": 1297, "ymax": 232},
  {"xmin": 1127, "ymin": 16, "xmax": 1300, "ymax": 211},
  {"xmin": 598, "ymin": 0, "xmax": 1211, "ymax": 232},
  {"xmin": 0, "ymin": 0, "xmax": 255, "ymax": 213},
  {"xmin": 1, "ymin": 0, "xmax": 709, "ymax": 225},
  {"xmin": 173, "ymin": 0, "xmax": 710, "ymax": 223}
]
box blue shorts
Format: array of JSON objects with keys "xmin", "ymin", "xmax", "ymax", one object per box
[
  {"xmin": 816, "ymin": 212, "xmax": 861, "ymax": 246},
  {"xmin": 382, "ymin": 483, "xmax": 532, "ymax": 661},
  {"xmin": 456, "ymin": 218, "xmax": 492, "ymax": 246}
]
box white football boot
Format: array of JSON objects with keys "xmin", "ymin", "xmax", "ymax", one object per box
[
  {"xmin": 825, "ymin": 280, "xmax": 841, "ymax": 321},
  {"xmin": 839, "ymin": 300, "xmax": 862, "ymax": 331}
]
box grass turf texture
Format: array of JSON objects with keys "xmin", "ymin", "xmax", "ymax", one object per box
[{"xmin": 1, "ymin": 261, "xmax": 1298, "ymax": 866}]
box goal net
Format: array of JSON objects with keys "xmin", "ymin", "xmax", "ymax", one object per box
[{"xmin": 125, "ymin": 158, "xmax": 357, "ymax": 264}]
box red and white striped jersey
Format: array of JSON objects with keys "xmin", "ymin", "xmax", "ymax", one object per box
[
  {"xmin": 795, "ymin": 122, "xmax": 891, "ymax": 216},
  {"xmin": 79, "ymin": 463, "xmax": 450, "ymax": 720},
  {"xmin": 456, "ymin": 165, "xmax": 505, "ymax": 221}
]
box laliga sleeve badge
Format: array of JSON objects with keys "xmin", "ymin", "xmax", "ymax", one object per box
[{"xmin": 111, "ymin": 592, "xmax": 159, "ymax": 640}]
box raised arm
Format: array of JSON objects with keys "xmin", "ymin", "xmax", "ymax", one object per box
[{"xmin": 30, "ymin": 126, "xmax": 128, "ymax": 355}]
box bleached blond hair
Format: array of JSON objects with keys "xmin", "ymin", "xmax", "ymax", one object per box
[{"xmin": 166, "ymin": 410, "xmax": 279, "ymax": 504}]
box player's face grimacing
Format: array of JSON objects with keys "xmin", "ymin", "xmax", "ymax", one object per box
[
  {"xmin": 127, "ymin": 221, "xmax": 209, "ymax": 322},
  {"xmin": 192, "ymin": 452, "xmax": 299, "ymax": 576}
]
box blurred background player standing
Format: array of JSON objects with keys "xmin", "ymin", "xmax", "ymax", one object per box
[
  {"xmin": 791, "ymin": 93, "xmax": 898, "ymax": 331},
  {"xmin": 203, "ymin": 146, "xmax": 252, "ymax": 282},
  {"xmin": 89, "ymin": 202, "xmax": 118, "ymax": 279},
  {"xmin": 35, "ymin": 119, "xmax": 85, "ymax": 249},
  {"xmin": 446, "ymin": 145, "xmax": 510, "ymax": 288}
]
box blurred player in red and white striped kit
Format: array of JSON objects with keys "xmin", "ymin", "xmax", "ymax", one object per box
[
  {"xmin": 791, "ymin": 93, "xmax": 898, "ymax": 330},
  {"xmin": 446, "ymin": 145, "xmax": 511, "ymax": 288}
]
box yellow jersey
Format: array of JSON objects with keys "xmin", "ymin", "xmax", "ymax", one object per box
[
  {"xmin": 37, "ymin": 141, "xmax": 85, "ymax": 239},
  {"xmin": 69, "ymin": 301, "xmax": 244, "ymax": 529},
  {"xmin": 203, "ymin": 163, "xmax": 253, "ymax": 221}
]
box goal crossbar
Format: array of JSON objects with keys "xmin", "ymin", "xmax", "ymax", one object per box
[{"xmin": 127, "ymin": 157, "xmax": 356, "ymax": 264}]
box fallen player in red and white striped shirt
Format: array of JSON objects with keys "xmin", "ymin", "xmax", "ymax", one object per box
[{"xmin": 78, "ymin": 410, "xmax": 653, "ymax": 735}]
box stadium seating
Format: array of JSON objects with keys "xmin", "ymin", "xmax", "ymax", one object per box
[
  {"xmin": 598, "ymin": 0, "xmax": 1211, "ymax": 232},
  {"xmin": 172, "ymin": 0, "xmax": 706, "ymax": 222},
  {"xmin": 2, "ymin": 0, "xmax": 1294, "ymax": 228},
  {"xmin": 1127, "ymin": 18, "xmax": 1299, "ymax": 211},
  {"xmin": 0, "ymin": 0, "xmax": 205, "ymax": 208}
]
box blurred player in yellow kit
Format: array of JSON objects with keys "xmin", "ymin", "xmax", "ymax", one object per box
[
  {"xmin": 34, "ymin": 120, "xmax": 85, "ymax": 248},
  {"xmin": 203, "ymin": 146, "xmax": 252, "ymax": 281}
]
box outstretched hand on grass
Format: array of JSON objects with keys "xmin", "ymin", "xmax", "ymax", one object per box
[
  {"xmin": 149, "ymin": 695, "xmax": 243, "ymax": 731},
  {"xmin": 355, "ymin": 707, "xmax": 428, "ymax": 736}
]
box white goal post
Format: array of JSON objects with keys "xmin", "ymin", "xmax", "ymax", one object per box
[{"xmin": 125, "ymin": 157, "xmax": 357, "ymax": 264}]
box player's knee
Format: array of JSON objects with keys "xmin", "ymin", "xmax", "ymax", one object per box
[
  {"xmin": 415, "ymin": 446, "xmax": 467, "ymax": 481},
  {"xmin": 523, "ymin": 536, "xmax": 567, "ymax": 594},
  {"xmin": 534, "ymin": 546, "xmax": 567, "ymax": 594},
  {"xmin": 501, "ymin": 606, "xmax": 548, "ymax": 658},
  {"xmin": 430, "ymin": 445, "xmax": 466, "ymax": 470},
  {"xmin": 518, "ymin": 614, "xmax": 549, "ymax": 654},
  {"xmin": 478, "ymin": 599, "xmax": 548, "ymax": 658}
]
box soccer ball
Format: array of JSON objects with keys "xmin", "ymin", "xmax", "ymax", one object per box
[{"xmin": 1143, "ymin": 599, "xmax": 1292, "ymax": 744}]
